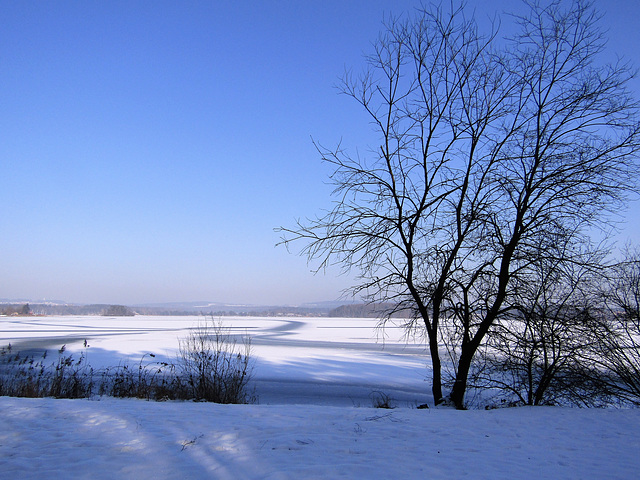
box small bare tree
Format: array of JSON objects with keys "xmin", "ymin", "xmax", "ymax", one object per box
[
  {"xmin": 280, "ymin": 0, "xmax": 640, "ymax": 408},
  {"xmin": 591, "ymin": 249, "xmax": 640, "ymax": 405},
  {"xmin": 469, "ymin": 245, "xmax": 607, "ymax": 407}
]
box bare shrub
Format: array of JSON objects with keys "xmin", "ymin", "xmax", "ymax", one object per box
[
  {"xmin": 370, "ymin": 390, "xmax": 396, "ymax": 409},
  {"xmin": 177, "ymin": 316, "xmax": 253, "ymax": 404}
]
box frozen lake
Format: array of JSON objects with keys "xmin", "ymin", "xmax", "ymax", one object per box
[{"xmin": 0, "ymin": 315, "xmax": 432, "ymax": 407}]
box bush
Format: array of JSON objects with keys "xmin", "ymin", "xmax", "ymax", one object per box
[
  {"xmin": 370, "ymin": 390, "xmax": 396, "ymax": 409},
  {"xmin": 178, "ymin": 316, "xmax": 254, "ymax": 403}
]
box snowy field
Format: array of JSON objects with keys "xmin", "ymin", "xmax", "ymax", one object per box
[{"xmin": 1, "ymin": 315, "xmax": 639, "ymax": 479}]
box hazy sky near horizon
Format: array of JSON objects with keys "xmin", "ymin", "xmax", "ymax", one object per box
[{"xmin": 2, "ymin": 1, "xmax": 639, "ymax": 306}]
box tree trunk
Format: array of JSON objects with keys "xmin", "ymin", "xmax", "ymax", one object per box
[
  {"xmin": 429, "ymin": 334, "xmax": 444, "ymax": 405},
  {"xmin": 449, "ymin": 342, "xmax": 476, "ymax": 409}
]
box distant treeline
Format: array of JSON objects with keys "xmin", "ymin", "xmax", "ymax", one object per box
[
  {"xmin": 0, "ymin": 304, "xmax": 32, "ymax": 316},
  {"xmin": 185, "ymin": 304, "xmax": 408, "ymax": 318},
  {"xmin": 133, "ymin": 306, "xmax": 329, "ymax": 317},
  {"xmin": 1, "ymin": 303, "xmax": 134, "ymax": 317},
  {"xmin": 327, "ymin": 303, "xmax": 410, "ymax": 318},
  {"xmin": 1, "ymin": 302, "xmax": 407, "ymax": 318}
]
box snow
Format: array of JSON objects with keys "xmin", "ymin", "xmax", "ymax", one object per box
[
  {"xmin": 1, "ymin": 315, "xmax": 639, "ymax": 479},
  {"xmin": 1, "ymin": 315, "xmax": 430, "ymax": 407},
  {"xmin": 2, "ymin": 398, "xmax": 639, "ymax": 479}
]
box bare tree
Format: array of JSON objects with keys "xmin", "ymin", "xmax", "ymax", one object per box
[{"xmin": 279, "ymin": 1, "xmax": 639, "ymax": 408}]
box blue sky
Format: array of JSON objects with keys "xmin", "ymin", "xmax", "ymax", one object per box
[{"xmin": 1, "ymin": 1, "xmax": 639, "ymax": 306}]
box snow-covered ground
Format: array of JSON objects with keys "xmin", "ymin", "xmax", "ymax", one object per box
[{"xmin": 1, "ymin": 315, "xmax": 639, "ymax": 479}]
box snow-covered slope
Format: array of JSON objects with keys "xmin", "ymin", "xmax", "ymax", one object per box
[{"xmin": 1, "ymin": 397, "xmax": 639, "ymax": 479}]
